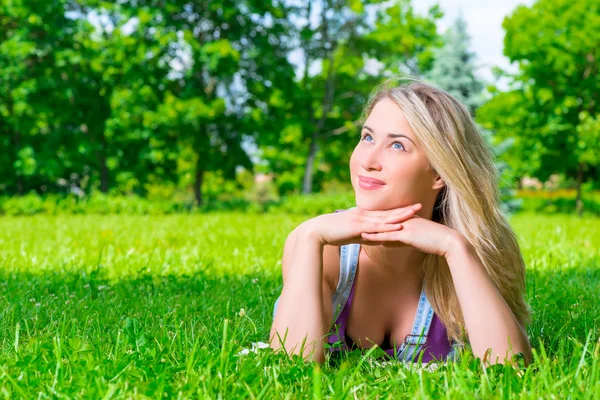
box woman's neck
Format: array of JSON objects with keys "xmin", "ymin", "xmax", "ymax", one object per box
[
  {"xmin": 361, "ymin": 243, "xmax": 427, "ymax": 290},
  {"xmin": 356, "ymin": 198, "xmax": 436, "ymax": 289}
]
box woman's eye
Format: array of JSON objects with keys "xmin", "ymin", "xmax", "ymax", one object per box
[
  {"xmin": 361, "ymin": 134, "xmax": 405, "ymax": 151},
  {"xmin": 392, "ymin": 142, "xmax": 405, "ymax": 151}
]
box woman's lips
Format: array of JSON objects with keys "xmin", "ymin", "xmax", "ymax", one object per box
[{"xmin": 358, "ymin": 175, "xmax": 385, "ymax": 190}]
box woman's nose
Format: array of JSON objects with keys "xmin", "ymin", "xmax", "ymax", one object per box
[{"xmin": 360, "ymin": 148, "xmax": 382, "ymax": 171}]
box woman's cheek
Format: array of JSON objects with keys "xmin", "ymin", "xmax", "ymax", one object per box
[{"xmin": 349, "ymin": 151, "xmax": 361, "ymax": 175}]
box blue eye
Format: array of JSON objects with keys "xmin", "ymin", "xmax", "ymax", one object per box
[
  {"xmin": 392, "ymin": 142, "xmax": 405, "ymax": 151},
  {"xmin": 361, "ymin": 133, "xmax": 406, "ymax": 151}
]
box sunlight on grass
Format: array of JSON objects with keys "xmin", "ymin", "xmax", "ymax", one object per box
[{"xmin": 0, "ymin": 212, "xmax": 599, "ymax": 398}]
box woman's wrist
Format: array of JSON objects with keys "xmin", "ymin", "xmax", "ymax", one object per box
[
  {"xmin": 297, "ymin": 219, "xmax": 326, "ymax": 247},
  {"xmin": 443, "ymin": 230, "xmax": 472, "ymax": 260}
]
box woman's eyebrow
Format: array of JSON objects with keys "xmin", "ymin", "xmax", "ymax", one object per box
[{"xmin": 363, "ymin": 125, "xmax": 416, "ymax": 145}]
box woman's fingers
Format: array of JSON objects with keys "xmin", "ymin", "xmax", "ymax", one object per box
[
  {"xmin": 388, "ymin": 203, "xmax": 422, "ymax": 216},
  {"xmin": 354, "ymin": 204, "xmax": 421, "ymax": 233},
  {"xmin": 371, "ymin": 207, "xmax": 418, "ymax": 225},
  {"xmin": 362, "ymin": 222, "xmax": 404, "ymax": 234},
  {"xmin": 383, "ymin": 210, "xmax": 417, "ymax": 224}
]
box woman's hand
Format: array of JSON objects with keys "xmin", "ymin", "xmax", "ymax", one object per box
[
  {"xmin": 361, "ymin": 214, "xmax": 464, "ymax": 258},
  {"xmin": 299, "ymin": 203, "xmax": 423, "ymax": 247}
]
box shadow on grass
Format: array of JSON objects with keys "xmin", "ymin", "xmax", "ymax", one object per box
[{"xmin": 1, "ymin": 264, "xmax": 598, "ymax": 362}]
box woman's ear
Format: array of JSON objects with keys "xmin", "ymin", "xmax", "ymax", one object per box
[{"xmin": 431, "ymin": 173, "xmax": 445, "ymax": 191}]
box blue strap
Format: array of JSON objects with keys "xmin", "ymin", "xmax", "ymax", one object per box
[
  {"xmin": 396, "ymin": 283, "xmax": 435, "ymax": 362},
  {"xmin": 331, "ymin": 243, "xmax": 359, "ymax": 323}
]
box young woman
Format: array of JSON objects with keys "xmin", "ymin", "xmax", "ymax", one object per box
[{"xmin": 269, "ymin": 78, "xmax": 532, "ymax": 366}]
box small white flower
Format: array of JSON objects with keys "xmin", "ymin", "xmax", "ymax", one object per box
[
  {"xmin": 237, "ymin": 348, "xmax": 250, "ymax": 356},
  {"xmin": 252, "ymin": 278, "xmax": 258, "ymax": 284},
  {"xmin": 238, "ymin": 308, "xmax": 246, "ymax": 317},
  {"xmin": 235, "ymin": 341, "xmax": 270, "ymax": 357},
  {"xmin": 35, "ymin": 303, "xmax": 41, "ymax": 307}
]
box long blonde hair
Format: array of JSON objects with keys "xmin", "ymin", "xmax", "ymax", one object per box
[{"xmin": 363, "ymin": 76, "xmax": 531, "ymax": 345}]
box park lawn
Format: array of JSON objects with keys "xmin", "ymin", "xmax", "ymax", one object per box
[{"xmin": 0, "ymin": 212, "xmax": 599, "ymax": 399}]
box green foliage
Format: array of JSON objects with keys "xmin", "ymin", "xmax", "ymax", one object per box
[
  {"xmin": 426, "ymin": 14, "xmax": 485, "ymax": 111},
  {"xmin": 0, "ymin": 189, "xmax": 354, "ymax": 216},
  {"xmin": 267, "ymin": 192, "xmax": 356, "ymax": 216},
  {"xmin": 517, "ymin": 189, "xmax": 600, "ymax": 216},
  {"xmin": 479, "ymin": 0, "xmax": 600, "ymax": 198},
  {"xmin": 0, "ymin": 0, "xmax": 293, "ymax": 205},
  {"xmin": 0, "ymin": 0, "xmax": 82, "ymax": 193},
  {"xmin": 7, "ymin": 187, "xmax": 600, "ymax": 218},
  {"xmin": 0, "ymin": 192, "xmax": 190, "ymax": 215}
]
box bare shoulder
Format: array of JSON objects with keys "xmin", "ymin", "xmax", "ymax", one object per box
[{"xmin": 281, "ymin": 225, "xmax": 340, "ymax": 294}]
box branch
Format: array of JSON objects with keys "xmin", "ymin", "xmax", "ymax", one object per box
[{"xmin": 323, "ymin": 118, "xmax": 362, "ymax": 138}]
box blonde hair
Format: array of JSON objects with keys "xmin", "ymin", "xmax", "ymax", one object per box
[{"xmin": 363, "ymin": 76, "xmax": 531, "ymax": 345}]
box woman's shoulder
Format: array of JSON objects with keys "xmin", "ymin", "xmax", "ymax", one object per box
[
  {"xmin": 322, "ymin": 208, "xmax": 350, "ymax": 294},
  {"xmin": 281, "ymin": 219, "xmax": 341, "ymax": 294},
  {"xmin": 324, "ymin": 208, "xmax": 357, "ymax": 291}
]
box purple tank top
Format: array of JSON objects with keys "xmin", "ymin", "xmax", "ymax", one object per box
[
  {"xmin": 327, "ymin": 209, "xmax": 454, "ymax": 362},
  {"xmin": 326, "ymin": 274, "xmax": 453, "ymax": 362}
]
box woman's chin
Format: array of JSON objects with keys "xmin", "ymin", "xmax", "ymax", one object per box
[
  {"xmin": 355, "ymin": 196, "xmax": 408, "ymax": 211},
  {"xmin": 355, "ymin": 198, "xmax": 391, "ymax": 211}
]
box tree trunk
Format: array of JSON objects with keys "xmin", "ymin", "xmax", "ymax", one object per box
[
  {"xmin": 14, "ymin": 130, "xmax": 23, "ymax": 196},
  {"xmin": 99, "ymin": 133, "xmax": 109, "ymax": 193},
  {"xmin": 300, "ymin": 0, "xmax": 337, "ymax": 195},
  {"xmin": 302, "ymin": 132, "xmax": 319, "ymax": 194},
  {"xmin": 194, "ymin": 161, "xmax": 204, "ymax": 207},
  {"xmin": 99, "ymin": 159, "xmax": 109, "ymax": 193},
  {"xmin": 301, "ymin": 54, "xmax": 336, "ymax": 194},
  {"xmin": 575, "ymin": 162, "xmax": 584, "ymax": 217},
  {"xmin": 16, "ymin": 175, "xmax": 23, "ymax": 196}
]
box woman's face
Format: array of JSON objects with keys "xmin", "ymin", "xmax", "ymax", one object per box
[{"xmin": 350, "ymin": 97, "xmax": 441, "ymax": 211}]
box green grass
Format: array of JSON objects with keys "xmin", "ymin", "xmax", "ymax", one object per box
[{"xmin": 0, "ymin": 212, "xmax": 599, "ymax": 398}]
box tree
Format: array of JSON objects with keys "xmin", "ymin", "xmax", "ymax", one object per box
[
  {"xmin": 426, "ymin": 14, "xmax": 484, "ymax": 112},
  {"xmin": 125, "ymin": 0, "xmax": 294, "ymax": 205},
  {"xmin": 0, "ymin": 1, "xmax": 181, "ymax": 196},
  {"xmin": 479, "ymin": 0, "xmax": 600, "ymax": 216},
  {"xmin": 258, "ymin": 0, "xmax": 441, "ymax": 195},
  {"xmin": 67, "ymin": 2, "xmax": 178, "ymax": 194},
  {"xmin": 0, "ymin": 0, "xmax": 82, "ymax": 195}
]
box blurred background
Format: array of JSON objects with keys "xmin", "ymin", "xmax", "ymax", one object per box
[{"xmin": 1, "ymin": 0, "xmax": 599, "ymax": 216}]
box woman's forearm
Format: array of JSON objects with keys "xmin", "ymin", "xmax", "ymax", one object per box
[
  {"xmin": 445, "ymin": 234, "xmax": 532, "ymax": 365},
  {"xmin": 269, "ymin": 225, "xmax": 328, "ymax": 363}
]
